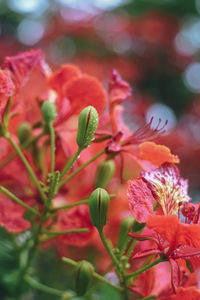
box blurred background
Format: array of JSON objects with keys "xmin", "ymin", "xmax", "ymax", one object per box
[
  {"xmin": 1, "ymin": 1, "xmax": 200, "ymax": 299},
  {"xmin": 0, "ymin": 0, "xmax": 200, "ymax": 196}
]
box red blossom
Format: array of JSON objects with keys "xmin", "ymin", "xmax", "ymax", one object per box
[
  {"xmin": 128, "ymin": 163, "xmax": 190, "ymax": 222},
  {"xmin": 3, "ymin": 49, "xmax": 45, "ymax": 89},
  {"xmin": 129, "ymin": 215, "xmax": 200, "ymax": 292},
  {"xmin": 0, "ymin": 197, "xmax": 30, "ymax": 233},
  {"xmin": 54, "ymin": 205, "xmax": 94, "ymax": 247}
]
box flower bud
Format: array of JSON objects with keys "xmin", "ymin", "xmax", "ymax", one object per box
[
  {"xmin": 41, "ymin": 101, "xmax": 56, "ymax": 123},
  {"xmin": 76, "ymin": 106, "xmax": 99, "ymax": 150},
  {"xmin": 74, "ymin": 260, "xmax": 94, "ymax": 296},
  {"xmin": 117, "ymin": 217, "xmax": 135, "ymax": 251},
  {"xmin": 95, "ymin": 160, "xmax": 115, "ymax": 189},
  {"xmin": 17, "ymin": 122, "xmax": 32, "ymax": 145},
  {"xmin": 89, "ymin": 188, "xmax": 110, "ymax": 232}
]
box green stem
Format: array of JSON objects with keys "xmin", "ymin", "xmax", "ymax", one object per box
[
  {"xmin": 42, "ymin": 228, "xmax": 89, "ymax": 235},
  {"xmin": 0, "ymin": 132, "xmax": 43, "ymax": 170},
  {"xmin": 99, "ymin": 231, "xmax": 129, "ymax": 299},
  {"xmin": 59, "ymin": 149, "xmax": 105, "ymax": 188},
  {"xmin": 0, "ymin": 186, "xmax": 40, "ymax": 216},
  {"xmin": 6, "ymin": 134, "xmax": 47, "ymax": 203},
  {"xmin": 60, "ymin": 148, "xmax": 82, "ymax": 179},
  {"xmin": 125, "ymin": 239, "xmax": 137, "ymax": 260},
  {"xmin": 50, "ymin": 194, "xmax": 115, "ymax": 212},
  {"xmin": 49, "ymin": 122, "xmax": 55, "ymax": 175},
  {"xmin": 50, "ymin": 199, "xmax": 89, "ymax": 212},
  {"xmin": 140, "ymin": 295, "xmax": 158, "ymax": 300},
  {"xmin": 99, "ymin": 231, "xmax": 121, "ymax": 271},
  {"xmin": 62, "ymin": 257, "xmax": 123, "ymax": 292},
  {"xmin": 126, "ymin": 258, "xmax": 164, "ymax": 279},
  {"xmin": 25, "ymin": 275, "xmax": 75, "ymax": 298}
]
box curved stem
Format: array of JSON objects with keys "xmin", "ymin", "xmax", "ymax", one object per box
[
  {"xmin": 99, "ymin": 231, "xmax": 129, "ymax": 300},
  {"xmin": 42, "ymin": 228, "xmax": 89, "ymax": 235},
  {"xmin": 6, "ymin": 134, "xmax": 47, "ymax": 203},
  {"xmin": 60, "ymin": 148, "xmax": 81, "ymax": 180},
  {"xmin": 126, "ymin": 258, "xmax": 164, "ymax": 279},
  {"xmin": 59, "ymin": 149, "xmax": 105, "ymax": 188},
  {"xmin": 50, "ymin": 194, "xmax": 115, "ymax": 212},
  {"xmin": 0, "ymin": 186, "xmax": 40, "ymax": 216},
  {"xmin": 25, "ymin": 275, "xmax": 75, "ymax": 298},
  {"xmin": 62, "ymin": 257, "xmax": 123, "ymax": 292},
  {"xmin": 50, "ymin": 199, "xmax": 89, "ymax": 212},
  {"xmin": 49, "ymin": 122, "xmax": 55, "ymax": 175},
  {"xmin": 0, "ymin": 132, "xmax": 43, "ymax": 170}
]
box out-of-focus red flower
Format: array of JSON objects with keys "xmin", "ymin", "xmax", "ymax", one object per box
[
  {"xmin": 3, "ymin": 49, "xmax": 45, "ymax": 89},
  {"xmin": 54, "ymin": 205, "xmax": 94, "ymax": 247},
  {"xmin": 0, "ymin": 197, "xmax": 30, "ymax": 233}
]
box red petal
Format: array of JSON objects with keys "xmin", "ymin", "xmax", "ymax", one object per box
[
  {"xmin": 171, "ymin": 287, "xmax": 200, "ymax": 299},
  {"xmin": 0, "ymin": 70, "xmax": 15, "ymax": 97},
  {"xmin": 128, "ymin": 178, "xmax": 154, "ymax": 223},
  {"xmin": 169, "ymin": 258, "xmax": 180, "ymax": 293},
  {"xmin": 3, "ymin": 49, "xmax": 45, "ymax": 89},
  {"xmin": 47, "ymin": 64, "xmax": 81, "ymax": 96},
  {"xmin": 64, "ymin": 74, "xmax": 106, "ymax": 116},
  {"xmin": 132, "ymin": 248, "xmax": 162, "ymax": 259},
  {"xmin": 172, "ymin": 245, "xmax": 200, "ymax": 259},
  {"xmin": 0, "ymin": 198, "xmax": 30, "ymax": 233},
  {"xmin": 55, "ymin": 205, "xmax": 94, "ymax": 247},
  {"xmin": 108, "ymin": 69, "xmax": 131, "ymax": 105},
  {"xmin": 139, "ymin": 142, "xmax": 180, "ymax": 166}
]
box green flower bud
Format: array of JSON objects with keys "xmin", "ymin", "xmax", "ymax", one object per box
[
  {"xmin": 89, "ymin": 188, "xmax": 110, "ymax": 232},
  {"xmin": 74, "ymin": 260, "xmax": 94, "ymax": 296},
  {"xmin": 95, "ymin": 160, "xmax": 115, "ymax": 189},
  {"xmin": 117, "ymin": 217, "xmax": 135, "ymax": 251},
  {"xmin": 41, "ymin": 101, "xmax": 56, "ymax": 123},
  {"xmin": 17, "ymin": 122, "xmax": 32, "ymax": 145},
  {"xmin": 76, "ymin": 106, "xmax": 99, "ymax": 150}
]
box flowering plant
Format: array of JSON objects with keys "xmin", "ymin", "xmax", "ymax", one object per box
[{"xmin": 0, "ymin": 49, "xmax": 199, "ymax": 300}]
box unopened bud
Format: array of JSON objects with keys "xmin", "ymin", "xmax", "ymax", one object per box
[
  {"xmin": 117, "ymin": 217, "xmax": 135, "ymax": 251},
  {"xmin": 74, "ymin": 260, "xmax": 94, "ymax": 296},
  {"xmin": 95, "ymin": 160, "xmax": 115, "ymax": 189},
  {"xmin": 41, "ymin": 101, "xmax": 56, "ymax": 123},
  {"xmin": 76, "ymin": 106, "xmax": 98, "ymax": 150},
  {"xmin": 17, "ymin": 122, "xmax": 32, "ymax": 145},
  {"xmin": 89, "ymin": 188, "xmax": 110, "ymax": 232}
]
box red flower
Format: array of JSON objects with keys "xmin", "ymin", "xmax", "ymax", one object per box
[
  {"xmin": 54, "ymin": 205, "xmax": 94, "ymax": 247},
  {"xmin": 0, "ymin": 197, "xmax": 30, "ymax": 233},
  {"xmin": 129, "ymin": 215, "xmax": 200, "ymax": 292},
  {"xmin": 128, "ymin": 163, "xmax": 190, "ymax": 222},
  {"xmin": 3, "ymin": 49, "xmax": 45, "ymax": 89}
]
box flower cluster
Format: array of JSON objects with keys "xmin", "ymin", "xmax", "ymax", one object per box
[{"xmin": 0, "ymin": 49, "xmax": 199, "ymax": 299}]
